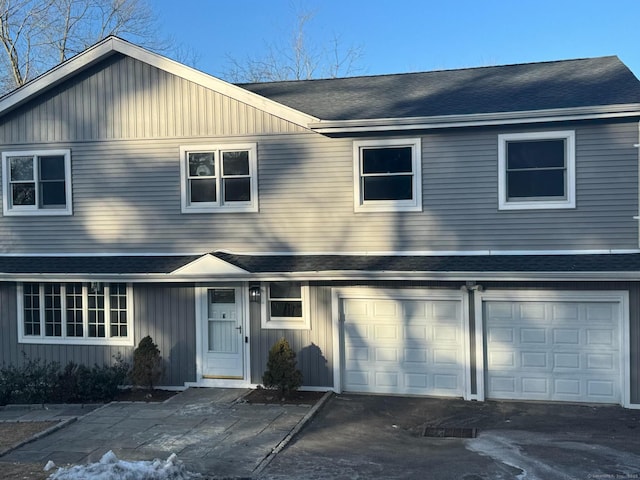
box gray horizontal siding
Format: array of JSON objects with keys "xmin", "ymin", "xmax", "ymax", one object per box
[
  {"xmin": 0, "ymin": 121, "xmax": 637, "ymax": 254},
  {"xmin": 250, "ymin": 284, "xmax": 333, "ymax": 387},
  {"xmin": 0, "ymin": 55, "xmax": 306, "ymax": 143}
]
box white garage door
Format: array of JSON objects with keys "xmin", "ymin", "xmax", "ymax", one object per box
[
  {"xmin": 484, "ymin": 298, "xmax": 621, "ymax": 404},
  {"xmin": 341, "ymin": 292, "xmax": 466, "ymax": 396}
]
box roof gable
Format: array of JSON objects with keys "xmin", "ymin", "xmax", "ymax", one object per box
[{"xmin": 0, "ymin": 36, "xmax": 317, "ymax": 128}]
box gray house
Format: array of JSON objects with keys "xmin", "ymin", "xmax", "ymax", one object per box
[{"xmin": 1, "ymin": 36, "xmax": 639, "ymax": 408}]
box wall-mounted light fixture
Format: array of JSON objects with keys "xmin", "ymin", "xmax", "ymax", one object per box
[
  {"xmin": 90, "ymin": 281, "xmax": 102, "ymax": 293},
  {"xmin": 249, "ymin": 285, "xmax": 261, "ymax": 303}
]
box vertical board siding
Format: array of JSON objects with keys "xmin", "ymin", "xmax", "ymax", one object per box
[
  {"xmin": 250, "ymin": 285, "xmax": 333, "ymax": 387},
  {"xmin": 133, "ymin": 284, "xmax": 196, "ymax": 386},
  {"xmin": 0, "ymin": 283, "xmax": 197, "ymax": 388},
  {"xmin": 0, "ymin": 55, "xmax": 306, "ymax": 143},
  {"xmin": 0, "ymin": 282, "xmax": 130, "ymax": 369}
]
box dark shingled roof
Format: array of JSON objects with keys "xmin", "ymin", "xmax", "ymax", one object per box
[
  {"xmin": 2, "ymin": 253, "xmax": 640, "ymax": 276},
  {"xmin": 213, "ymin": 252, "xmax": 640, "ymax": 274},
  {"xmin": 0, "ymin": 255, "xmax": 200, "ymax": 274},
  {"xmin": 239, "ymin": 56, "xmax": 640, "ymax": 120}
]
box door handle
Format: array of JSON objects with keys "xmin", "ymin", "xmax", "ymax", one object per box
[{"xmin": 235, "ymin": 325, "xmax": 242, "ymax": 334}]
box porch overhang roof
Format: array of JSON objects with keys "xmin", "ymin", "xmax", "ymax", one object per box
[{"xmin": 0, "ymin": 252, "xmax": 640, "ymax": 282}]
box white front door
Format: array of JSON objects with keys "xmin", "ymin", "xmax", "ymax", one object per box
[{"xmin": 202, "ymin": 287, "xmax": 244, "ymax": 379}]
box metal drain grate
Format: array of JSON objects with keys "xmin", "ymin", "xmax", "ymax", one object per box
[{"xmin": 422, "ymin": 426, "xmax": 478, "ymax": 438}]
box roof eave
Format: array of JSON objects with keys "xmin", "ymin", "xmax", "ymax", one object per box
[
  {"xmin": 3, "ymin": 270, "xmax": 638, "ymax": 283},
  {"xmin": 309, "ymin": 104, "xmax": 640, "ymax": 133}
]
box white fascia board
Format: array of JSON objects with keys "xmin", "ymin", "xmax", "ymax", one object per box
[
  {"xmin": 114, "ymin": 39, "xmax": 318, "ymax": 127},
  {"xmin": 310, "ymin": 104, "xmax": 640, "ymax": 134},
  {"xmin": 0, "ymin": 37, "xmax": 317, "ymax": 129},
  {"xmin": 0, "ymin": 37, "xmax": 119, "ymax": 114},
  {"xmin": 2, "ymin": 270, "xmax": 640, "ymax": 283}
]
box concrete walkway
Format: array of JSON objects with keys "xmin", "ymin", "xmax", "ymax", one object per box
[{"xmin": 0, "ymin": 388, "xmax": 321, "ymax": 479}]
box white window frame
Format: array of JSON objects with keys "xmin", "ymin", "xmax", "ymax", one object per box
[
  {"xmin": 353, "ymin": 138, "xmax": 422, "ymax": 212},
  {"xmin": 498, "ymin": 131, "xmax": 576, "ymax": 210},
  {"xmin": 17, "ymin": 282, "xmax": 134, "ymax": 346},
  {"xmin": 2, "ymin": 149, "xmax": 73, "ymax": 216},
  {"xmin": 261, "ymin": 281, "xmax": 311, "ymax": 330},
  {"xmin": 180, "ymin": 143, "xmax": 258, "ymax": 213}
]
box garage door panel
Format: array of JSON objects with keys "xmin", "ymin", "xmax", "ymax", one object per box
[
  {"xmin": 342, "ymin": 294, "xmax": 465, "ymax": 396},
  {"xmin": 553, "ymin": 328, "xmax": 580, "ymax": 344},
  {"xmin": 488, "ymin": 327, "xmax": 514, "ymax": 344},
  {"xmin": 375, "ymin": 347, "xmax": 399, "ymax": 362},
  {"xmin": 521, "ymin": 328, "xmax": 546, "ymax": 344},
  {"xmin": 484, "ymin": 298, "xmax": 621, "ymax": 404}
]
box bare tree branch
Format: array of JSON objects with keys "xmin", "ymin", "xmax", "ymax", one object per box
[
  {"xmin": 0, "ymin": 0, "xmax": 170, "ymax": 94},
  {"xmin": 223, "ymin": 7, "xmax": 364, "ymax": 83}
]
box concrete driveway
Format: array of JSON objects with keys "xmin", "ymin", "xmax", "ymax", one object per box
[
  {"xmin": 259, "ymin": 394, "xmax": 640, "ymax": 479},
  {"xmin": 1, "ymin": 388, "xmax": 319, "ymax": 479}
]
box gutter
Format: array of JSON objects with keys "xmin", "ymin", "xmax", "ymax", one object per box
[
  {"xmin": 2, "ymin": 270, "xmax": 640, "ymax": 283},
  {"xmin": 309, "ymin": 104, "xmax": 640, "ymax": 134}
]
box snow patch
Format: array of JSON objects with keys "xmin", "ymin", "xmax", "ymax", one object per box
[{"xmin": 46, "ymin": 450, "xmax": 201, "ymax": 480}]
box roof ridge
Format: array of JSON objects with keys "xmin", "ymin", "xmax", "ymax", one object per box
[{"xmin": 237, "ymin": 55, "xmax": 621, "ymax": 87}]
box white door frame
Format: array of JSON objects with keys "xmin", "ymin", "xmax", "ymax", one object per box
[
  {"xmin": 191, "ymin": 282, "xmax": 252, "ymax": 388},
  {"xmin": 331, "ymin": 287, "xmax": 471, "ymax": 399},
  {"xmin": 474, "ymin": 289, "xmax": 635, "ymax": 409}
]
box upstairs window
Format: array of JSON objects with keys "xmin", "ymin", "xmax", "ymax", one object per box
[
  {"xmin": 498, "ymin": 131, "xmax": 575, "ymax": 210},
  {"xmin": 18, "ymin": 282, "xmax": 133, "ymax": 346},
  {"xmin": 353, "ymin": 138, "xmax": 422, "ymax": 212},
  {"xmin": 261, "ymin": 282, "xmax": 310, "ymax": 330},
  {"xmin": 2, "ymin": 150, "xmax": 72, "ymax": 216},
  {"xmin": 180, "ymin": 143, "xmax": 258, "ymax": 213}
]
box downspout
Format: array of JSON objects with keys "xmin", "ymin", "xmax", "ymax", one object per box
[{"xmin": 634, "ymin": 121, "xmax": 640, "ymax": 246}]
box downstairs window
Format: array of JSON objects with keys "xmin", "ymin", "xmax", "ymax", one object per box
[{"xmin": 18, "ymin": 282, "xmax": 133, "ymax": 345}]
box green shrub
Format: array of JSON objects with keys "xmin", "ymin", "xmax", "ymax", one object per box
[
  {"xmin": 262, "ymin": 337, "xmax": 303, "ymax": 399},
  {"xmin": 130, "ymin": 336, "xmax": 163, "ymax": 389},
  {"xmin": 0, "ymin": 353, "xmax": 129, "ymax": 405}
]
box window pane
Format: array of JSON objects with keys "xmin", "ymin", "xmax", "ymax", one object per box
[
  {"xmin": 190, "ymin": 179, "xmax": 216, "ymax": 203},
  {"xmin": 88, "ymin": 285, "xmax": 105, "ymax": 337},
  {"xmin": 66, "ymin": 283, "xmax": 83, "ymax": 337},
  {"xmin": 23, "ymin": 283, "xmax": 40, "ymax": 336},
  {"xmin": 223, "ymin": 178, "xmax": 251, "ymax": 202},
  {"xmin": 270, "ymin": 282, "xmax": 301, "ymax": 299},
  {"xmin": 363, "ymin": 176, "xmax": 413, "ymax": 200},
  {"xmin": 507, "ymin": 140, "xmax": 565, "ymax": 169},
  {"xmin": 362, "ymin": 147, "xmax": 412, "ymax": 174},
  {"xmin": 39, "ymin": 156, "xmax": 65, "ymax": 180},
  {"xmin": 222, "ymin": 151, "xmax": 249, "ymax": 175},
  {"xmin": 44, "ymin": 284, "xmax": 62, "ymax": 337},
  {"xmin": 507, "ymin": 170, "xmax": 566, "ymax": 198},
  {"xmin": 188, "ymin": 152, "xmax": 215, "ymax": 177},
  {"xmin": 270, "ymin": 300, "xmax": 303, "ymax": 317},
  {"xmin": 41, "ymin": 181, "xmax": 66, "ymax": 207},
  {"xmin": 12, "ymin": 183, "xmax": 36, "ymax": 205},
  {"xmin": 9, "ymin": 157, "xmax": 33, "ymax": 181},
  {"xmin": 210, "ymin": 289, "xmax": 236, "ymax": 304},
  {"xmin": 109, "ymin": 283, "xmax": 128, "ymax": 338}
]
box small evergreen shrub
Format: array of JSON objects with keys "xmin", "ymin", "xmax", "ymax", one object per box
[
  {"xmin": 130, "ymin": 335, "xmax": 164, "ymax": 389},
  {"xmin": 262, "ymin": 337, "xmax": 303, "ymax": 399}
]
